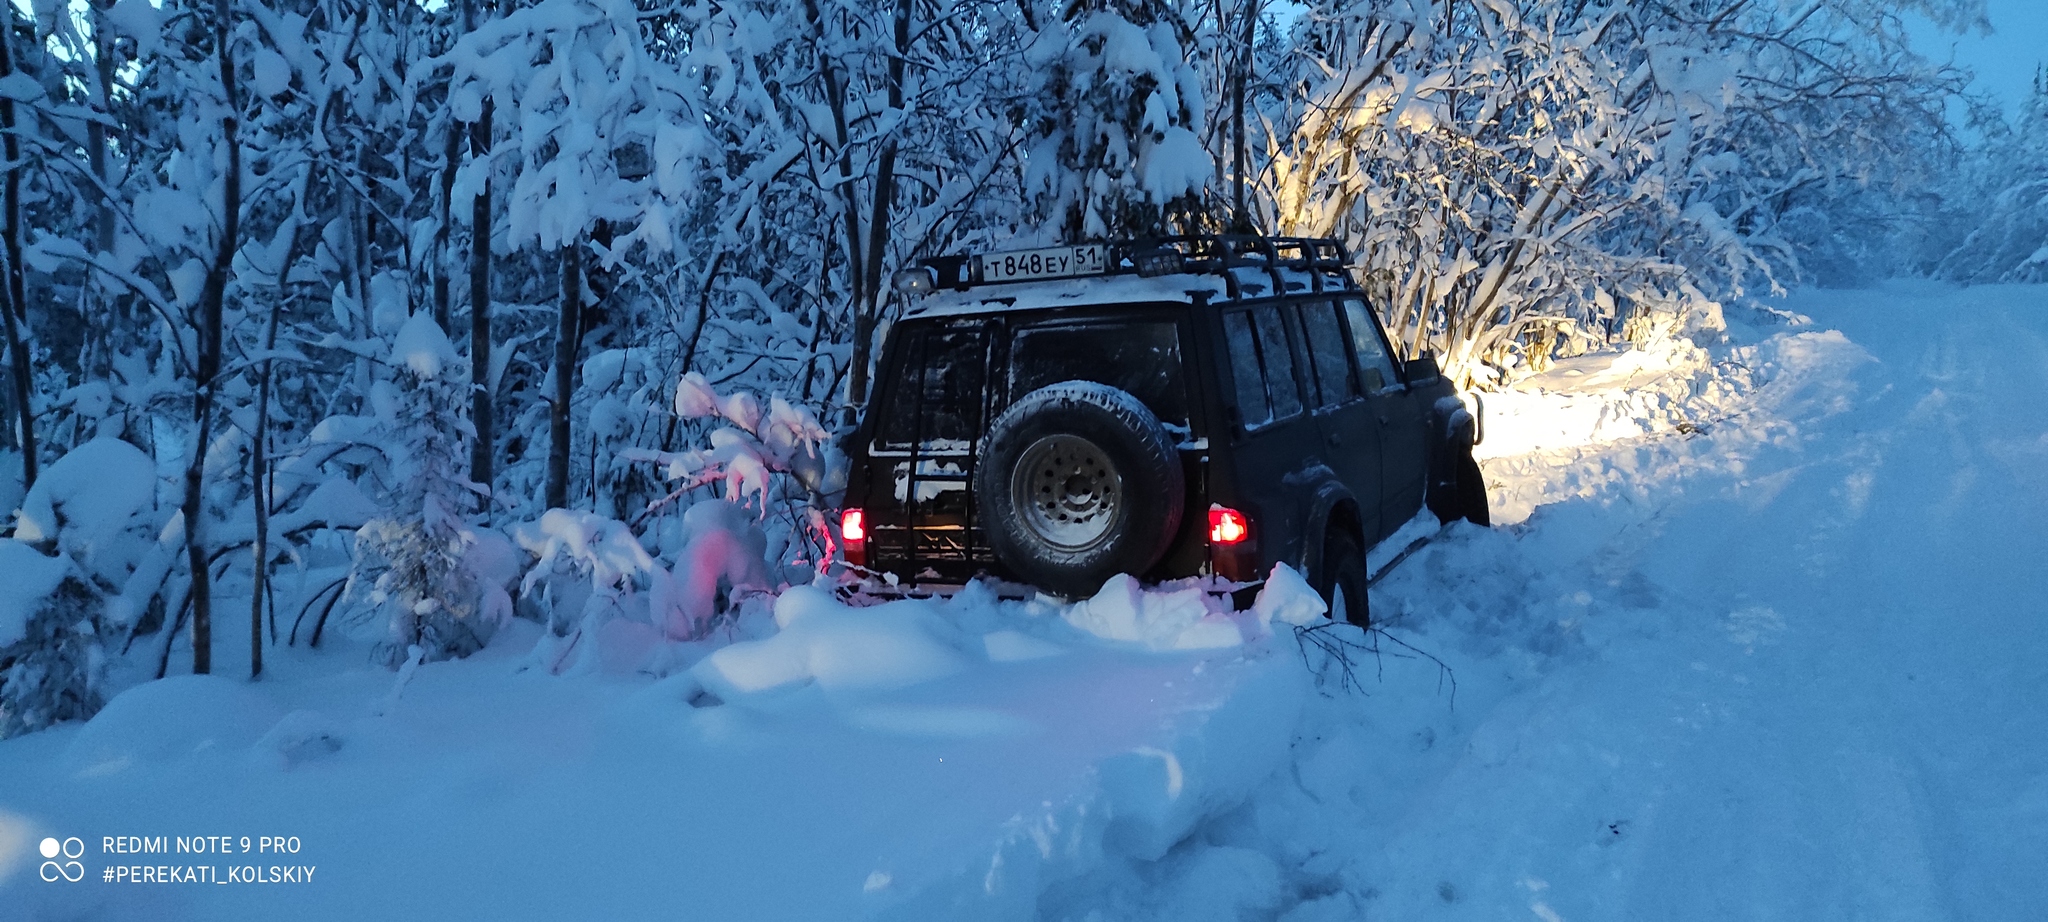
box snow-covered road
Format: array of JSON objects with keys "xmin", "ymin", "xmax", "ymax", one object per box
[
  {"xmin": 1086, "ymin": 285, "xmax": 2048, "ymax": 922},
  {"xmin": 3, "ymin": 286, "xmax": 2043, "ymax": 921}
]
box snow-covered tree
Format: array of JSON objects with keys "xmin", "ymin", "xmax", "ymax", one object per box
[
  {"xmin": 349, "ymin": 313, "xmax": 501, "ymax": 668},
  {"xmin": 0, "ymin": 547, "xmax": 103, "ymax": 739},
  {"xmin": 1259, "ymin": 0, "xmax": 1975, "ymax": 381},
  {"xmin": 446, "ymin": 0, "xmax": 721, "ymax": 510},
  {"xmin": 1024, "ymin": 0, "xmax": 1213, "ymax": 241},
  {"xmin": 1938, "ymin": 74, "xmax": 2048, "ymax": 282},
  {"xmin": 2, "ymin": 426, "xmax": 164, "ymax": 735}
]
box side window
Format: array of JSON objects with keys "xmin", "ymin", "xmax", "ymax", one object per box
[
  {"xmin": 1222, "ymin": 312, "xmax": 1271, "ymax": 427},
  {"xmin": 1222, "ymin": 306, "xmax": 1304, "ymax": 430},
  {"xmin": 1340, "ymin": 299, "xmax": 1402, "ymax": 393},
  {"xmin": 1252, "ymin": 306, "xmax": 1304, "ymax": 420},
  {"xmin": 877, "ymin": 325, "xmax": 988, "ymax": 448},
  {"xmin": 1009, "ymin": 321, "xmax": 1188, "ymax": 425},
  {"xmin": 1297, "ymin": 300, "xmax": 1359, "ymax": 408}
]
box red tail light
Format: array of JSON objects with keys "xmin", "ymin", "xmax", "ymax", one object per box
[
  {"xmin": 839, "ymin": 508, "xmax": 867, "ymax": 569},
  {"xmin": 1208, "ymin": 506, "xmax": 1250, "ymax": 544}
]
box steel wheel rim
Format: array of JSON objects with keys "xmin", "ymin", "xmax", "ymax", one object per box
[{"xmin": 1013, "ymin": 434, "xmax": 1123, "ymax": 552}]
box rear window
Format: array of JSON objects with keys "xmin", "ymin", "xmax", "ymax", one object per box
[{"xmin": 1008, "ymin": 321, "xmax": 1189, "ymax": 425}]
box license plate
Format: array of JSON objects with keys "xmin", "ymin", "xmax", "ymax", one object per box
[{"xmin": 979, "ymin": 244, "xmax": 1107, "ymax": 283}]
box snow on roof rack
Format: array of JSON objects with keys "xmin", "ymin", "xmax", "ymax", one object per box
[{"xmin": 895, "ymin": 234, "xmax": 1360, "ymax": 303}]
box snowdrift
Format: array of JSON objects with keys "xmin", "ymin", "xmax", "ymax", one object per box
[{"xmin": 0, "ymin": 564, "xmax": 1329, "ymax": 922}]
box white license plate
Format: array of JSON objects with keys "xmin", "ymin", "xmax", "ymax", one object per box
[{"xmin": 979, "ymin": 244, "xmax": 1107, "ymax": 283}]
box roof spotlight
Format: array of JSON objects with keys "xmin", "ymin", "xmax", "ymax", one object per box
[
  {"xmin": 892, "ymin": 267, "xmax": 937, "ymax": 297},
  {"xmin": 1132, "ymin": 246, "xmax": 1185, "ymax": 278}
]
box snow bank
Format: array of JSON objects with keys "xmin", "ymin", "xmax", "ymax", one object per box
[
  {"xmin": 675, "ymin": 574, "xmax": 1323, "ymax": 917},
  {"xmin": 252, "ymin": 710, "xmax": 346, "ymax": 770},
  {"xmin": 694, "ymin": 587, "xmax": 972, "ymax": 697},
  {"xmin": 1474, "ymin": 336, "xmax": 1724, "ymax": 460},
  {"xmin": 11, "ymin": 435, "xmax": 154, "ymax": 553},
  {"xmin": 1474, "ymin": 318, "xmax": 1872, "ymax": 524},
  {"xmin": 1249, "ymin": 562, "xmax": 1328, "ymax": 628},
  {"xmin": 878, "ymin": 644, "xmax": 1311, "ymax": 922},
  {"xmin": 698, "ymin": 566, "xmax": 1327, "ymax": 701},
  {"xmin": 61, "ymin": 676, "xmax": 287, "ymax": 776},
  {"xmin": 1092, "ymin": 652, "xmax": 1307, "ymax": 862},
  {"xmin": 0, "ymin": 543, "xmax": 68, "ymax": 648},
  {"xmin": 1060, "ymin": 574, "xmax": 1242, "ymax": 650},
  {"xmin": 5, "ymin": 520, "xmax": 1330, "ymax": 921},
  {"xmin": 1474, "ymin": 319, "xmax": 1867, "ymax": 467}
]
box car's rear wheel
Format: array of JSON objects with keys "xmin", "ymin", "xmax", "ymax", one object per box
[
  {"xmin": 976, "ymin": 382, "xmax": 1184, "ymax": 597},
  {"xmin": 1316, "ymin": 529, "xmax": 1371, "ymax": 628}
]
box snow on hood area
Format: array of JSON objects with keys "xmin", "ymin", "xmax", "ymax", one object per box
[{"xmin": 4, "ymin": 284, "xmax": 2046, "ymax": 920}]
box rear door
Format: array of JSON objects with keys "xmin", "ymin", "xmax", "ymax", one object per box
[
  {"xmin": 1216, "ymin": 302, "xmax": 1324, "ymax": 567},
  {"xmin": 1337, "ymin": 297, "xmax": 1426, "ymax": 539},
  {"xmin": 1292, "ymin": 298, "xmax": 1382, "ymax": 541},
  {"xmin": 867, "ymin": 321, "xmax": 994, "ymax": 581}
]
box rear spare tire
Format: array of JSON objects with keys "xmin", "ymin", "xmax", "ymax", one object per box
[{"xmin": 976, "ymin": 382, "xmax": 1184, "ymax": 597}]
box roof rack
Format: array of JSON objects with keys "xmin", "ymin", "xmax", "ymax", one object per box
[{"xmin": 900, "ymin": 233, "xmax": 1359, "ymax": 303}]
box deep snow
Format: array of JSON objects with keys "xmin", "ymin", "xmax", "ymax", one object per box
[
  {"xmin": 1151, "ymin": 283, "xmax": 2048, "ymax": 922},
  {"xmin": 2, "ymin": 283, "xmax": 2044, "ymax": 920}
]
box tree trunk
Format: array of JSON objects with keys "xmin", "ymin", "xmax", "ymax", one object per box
[
  {"xmin": 466, "ymin": 0, "xmax": 496, "ymax": 513},
  {"xmin": 0, "ymin": 9, "xmax": 36, "ymax": 489},
  {"xmin": 1231, "ymin": 0, "xmax": 1259, "ymax": 232},
  {"xmin": 352, "ymin": 195, "xmax": 373, "ymax": 399},
  {"xmin": 802, "ymin": 0, "xmax": 870, "ymax": 412},
  {"xmin": 433, "ymin": 125, "xmax": 459, "ymax": 331},
  {"xmin": 184, "ymin": 0, "xmax": 242, "ymax": 676},
  {"xmin": 249, "ymin": 292, "xmax": 281, "ymax": 679},
  {"xmin": 545, "ymin": 240, "xmax": 580, "ymax": 510},
  {"xmin": 849, "ymin": 0, "xmax": 911, "ymax": 415},
  {"xmin": 679, "ymin": 249, "xmax": 726, "ymax": 375},
  {"xmin": 431, "ymin": 0, "xmax": 461, "ymax": 332},
  {"xmin": 87, "ymin": 0, "xmax": 119, "ymax": 379}
]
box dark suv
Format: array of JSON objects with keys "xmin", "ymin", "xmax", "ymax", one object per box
[{"xmin": 835, "ymin": 235, "xmax": 1486, "ymax": 625}]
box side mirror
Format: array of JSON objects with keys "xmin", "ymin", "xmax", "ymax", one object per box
[{"xmin": 1405, "ymin": 352, "xmax": 1441, "ymax": 382}]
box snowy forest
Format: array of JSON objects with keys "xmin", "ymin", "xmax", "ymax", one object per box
[{"xmin": 0, "ymin": 0, "xmax": 2034, "ymax": 736}]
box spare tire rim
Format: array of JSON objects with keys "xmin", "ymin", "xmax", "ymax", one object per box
[{"xmin": 1013, "ymin": 434, "xmax": 1122, "ymax": 552}]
